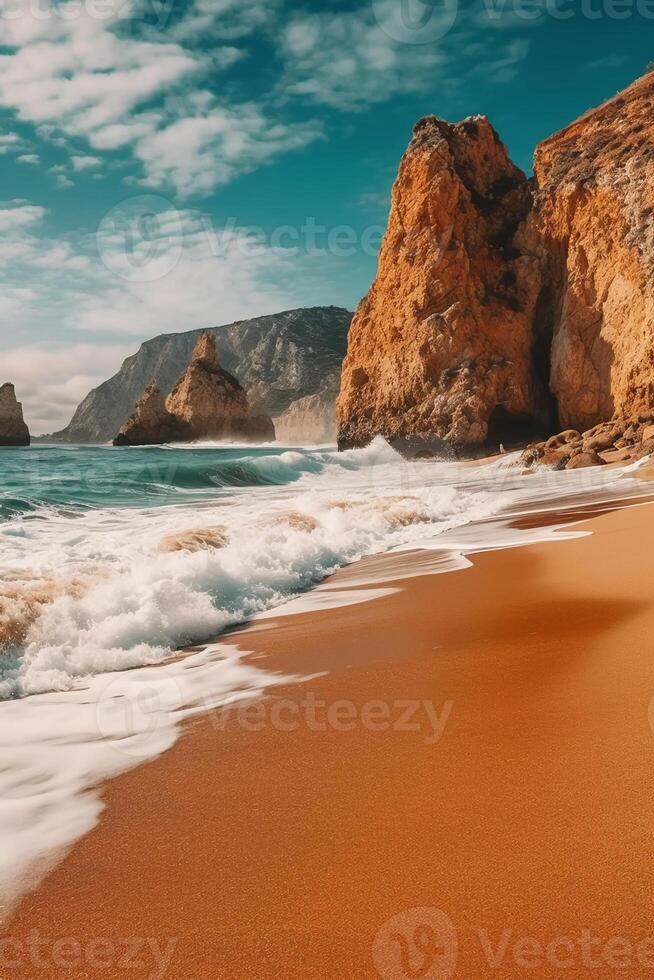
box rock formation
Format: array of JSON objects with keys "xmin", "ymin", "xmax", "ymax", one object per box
[
  {"xmin": 338, "ymin": 115, "xmax": 542, "ymax": 451},
  {"xmin": 519, "ymin": 414, "xmax": 654, "ymax": 470},
  {"xmin": 275, "ymin": 390, "xmax": 338, "ymax": 444},
  {"xmin": 338, "ymin": 71, "xmax": 654, "ymax": 452},
  {"xmin": 114, "ymin": 333, "xmax": 274, "ymax": 446},
  {"xmin": 113, "ymin": 383, "xmax": 182, "ymax": 447},
  {"xmin": 520, "ymin": 71, "xmax": 654, "ymax": 431},
  {"xmin": 44, "ymin": 308, "xmax": 351, "ymax": 444},
  {"xmin": 0, "ymin": 383, "xmax": 30, "ymax": 447},
  {"xmin": 165, "ymin": 332, "xmax": 274, "ymax": 442}
]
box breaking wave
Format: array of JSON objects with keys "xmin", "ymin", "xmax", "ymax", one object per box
[{"xmin": 0, "ymin": 438, "xmax": 650, "ymax": 699}]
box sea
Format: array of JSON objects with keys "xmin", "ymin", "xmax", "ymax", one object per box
[{"xmin": 0, "ymin": 438, "xmax": 651, "ymax": 909}]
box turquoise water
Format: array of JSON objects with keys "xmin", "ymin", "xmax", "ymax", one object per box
[
  {"xmin": 1, "ymin": 440, "xmax": 650, "ymax": 703},
  {"xmin": 0, "ymin": 444, "xmax": 333, "ymax": 520}
]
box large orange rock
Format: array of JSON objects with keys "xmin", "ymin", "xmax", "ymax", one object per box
[
  {"xmin": 165, "ymin": 333, "xmax": 274, "ymax": 442},
  {"xmin": 113, "ymin": 383, "xmax": 181, "ymax": 447},
  {"xmin": 337, "ymin": 115, "xmax": 543, "ymax": 450},
  {"xmin": 521, "ymin": 71, "xmax": 654, "ymax": 431},
  {"xmin": 338, "ymin": 72, "xmax": 654, "ymax": 450}
]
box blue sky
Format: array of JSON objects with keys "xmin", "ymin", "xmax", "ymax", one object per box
[{"xmin": 0, "ymin": 0, "xmax": 651, "ymax": 432}]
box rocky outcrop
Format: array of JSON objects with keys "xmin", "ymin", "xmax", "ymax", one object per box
[
  {"xmin": 338, "ymin": 72, "xmax": 654, "ymax": 452},
  {"xmin": 519, "ymin": 414, "xmax": 654, "ymax": 470},
  {"xmin": 113, "ymin": 383, "xmax": 182, "ymax": 447},
  {"xmin": 114, "ymin": 333, "xmax": 274, "ymax": 446},
  {"xmin": 165, "ymin": 332, "xmax": 274, "ymax": 442},
  {"xmin": 521, "ymin": 71, "xmax": 654, "ymax": 431},
  {"xmin": 338, "ymin": 115, "xmax": 542, "ymax": 451},
  {"xmin": 44, "ymin": 308, "xmax": 351, "ymax": 444},
  {"xmin": 275, "ymin": 390, "xmax": 337, "ymax": 444},
  {"xmin": 0, "ymin": 383, "xmax": 30, "ymax": 447}
]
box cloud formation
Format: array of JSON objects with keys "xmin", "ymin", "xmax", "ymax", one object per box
[{"xmin": 0, "ymin": 198, "xmax": 338, "ymax": 432}]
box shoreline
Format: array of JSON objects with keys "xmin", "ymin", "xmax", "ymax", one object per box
[{"xmin": 5, "ymin": 490, "xmax": 654, "ymax": 977}]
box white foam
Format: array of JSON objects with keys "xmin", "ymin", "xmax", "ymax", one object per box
[
  {"xmin": 1, "ymin": 439, "xmax": 651, "ymax": 698},
  {"xmin": 1, "ymin": 440, "xmax": 653, "ymax": 911},
  {"xmin": 0, "ymin": 641, "xmax": 299, "ymax": 914}
]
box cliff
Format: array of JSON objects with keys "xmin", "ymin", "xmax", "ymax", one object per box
[
  {"xmin": 115, "ymin": 334, "xmax": 274, "ymax": 445},
  {"xmin": 47, "ymin": 308, "xmax": 351, "ymax": 444},
  {"xmin": 0, "ymin": 384, "xmax": 30, "ymax": 447},
  {"xmin": 274, "ymin": 390, "xmax": 337, "ymax": 444},
  {"xmin": 338, "ymin": 72, "xmax": 654, "ymax": 451},
  {"xmin": 338, "ymin": 115, "xmax": 542, "ymax": 451},
  {"xmin": 521, "ymin": 71, "xmax": 654, "ymax": 431}
]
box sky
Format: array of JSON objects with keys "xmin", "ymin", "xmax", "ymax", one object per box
[{"xmin": 0, "ymin": 0, "xmax": 651, "ymax": 433}]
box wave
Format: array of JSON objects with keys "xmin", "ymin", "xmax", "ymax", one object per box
[
  {"xmin": 0, "ymin": 438, "xmax": 651, "ymax": 700},
  {"xmin": 0, "ymin": 441, "xmax": 398, "ymax": 517}
]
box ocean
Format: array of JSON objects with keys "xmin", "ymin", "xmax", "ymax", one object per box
[
  {"xmin": 0, "ymin": 439, "xmax": 652, "ymax": 907},
  {"xmin": 0, "ymin": 439, "xmax": 651, "ymax": 699}
]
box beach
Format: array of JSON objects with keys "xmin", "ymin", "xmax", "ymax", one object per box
[{"xmin": 5, "ymin": 488, "xmax": 654, "ymax": 979}]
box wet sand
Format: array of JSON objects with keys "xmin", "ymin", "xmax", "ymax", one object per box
[{"xmin": 5, "ymin": 501, "xmax": 654, "ymax": 978}]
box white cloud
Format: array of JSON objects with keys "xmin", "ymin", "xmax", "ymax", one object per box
[
  {"xmin": 166, "ymin": 0, "xmax": 281, "ymax": 42},
  {"xmin": 0, "ymin": 203, "xmax": 46, "ymax": 232},
  {"xmin": 280, "ymin": 8, "xmax": 445, "ymax": 110},
  {"xmin": 70, "ymin": 154, "xmax": 102, "ymax": 171},
  {"xmin": 134, "ymin": 107, "xmax": 323, "ymax": 196},
  {"xmin": 0, "ymin": 133, "xmax": 28, "ymax": 154},
  {"xmin": 17, "ymin": 153, "xmax": 40, "ymax": 165},
  {"xmin": 0, "ymin": 0, "xmax": 317, "ymax": 197},
  {"xmin": 0, "ymin": 344, "xmax": 133, "ymax": 435},
  {"xmin": 280, "ymin": 3, "xmax": 531, "ymax": 110},
  {"xmin": 0, "ymin": 198, "xmax": 341, "ymax": 432}
]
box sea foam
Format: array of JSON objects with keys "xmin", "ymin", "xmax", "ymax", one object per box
[
  {"xmin": 0, "ymin": 439, "xmax": 652, "ymax": 910},
  {"xmin": 0, "ymin": 438, "xmax": 652, "ymax": 698}
]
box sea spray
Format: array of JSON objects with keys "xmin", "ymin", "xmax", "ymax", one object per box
[{"xmin": 1, "ymin": 439, "xmax": 652, "ymax": 698}]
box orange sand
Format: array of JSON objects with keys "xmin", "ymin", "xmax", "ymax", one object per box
[{"xmin": 5, "ymin": 502, "xmax": 654, "ymax": 978}]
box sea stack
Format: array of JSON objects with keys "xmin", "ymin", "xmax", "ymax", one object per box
[
  {"xmin": 0, "ymin": 383, "xmax": 30, "ymax": 447},
  {"xmin": 113, "ymin": 383, "xmax": 182, "ymax": 447},
  {"xmin": 114, "ymin": 333, "xmax": 275, "ymax": 445}
]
